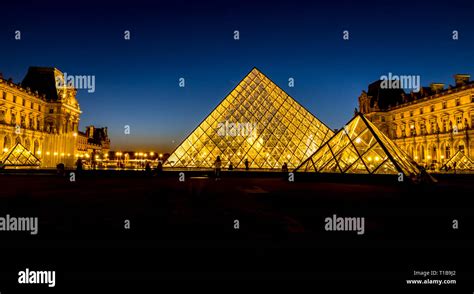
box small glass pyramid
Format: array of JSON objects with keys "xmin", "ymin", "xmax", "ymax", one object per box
[
  {"xmin": 0, "ymin": 142, "xmax": 41, "ymax": 166},
  {"xmin": 296, "ymin": 113, "xmax": 422, "ymax": 176},
  {"xmin": 166, "ymin": 68, "xmax": 334, "ymax": 169},
  {"xmin": 442, "ymin": 150, "xmax": 473, "ymax": 171}
]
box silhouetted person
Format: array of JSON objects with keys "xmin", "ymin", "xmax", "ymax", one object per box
[
  {"xmin": 214, "ymin": 156, "xmax": 221, "ymax": 180},
  {"xmin": 156, "ymin": 161, "xmax": 163, "ymax": 173},
  {"xmin": 56, "ymin": 163, "xmax": 65, "ymax": 176},
  {"xmin": 244, "ymin": 159, "xmax": 249, "ymax": 171},
  {"xmin": 228, "ymin": 162, "xmax": 233, "ymax": 171},
  {"xmin": 145, "ymin": 161, "xmax": 151, "ymax": 175},
  {"xmin": 76, "ymin": 158, "xmax": 83, "ymax": 173},
  {"xmin": 282, "ymin": 162, "xmax": 288, "ymax": 173}
]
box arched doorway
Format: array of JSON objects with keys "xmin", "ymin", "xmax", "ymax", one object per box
[{"xmin": 3, "ymin": 136, "xmax": 11, "ymax": 153}]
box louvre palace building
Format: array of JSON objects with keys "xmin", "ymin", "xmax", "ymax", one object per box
[
  {"xmin": 359, "ymin": 74, "xmax": 473, "ymax": 170},
  {"xmin": 0, "ymin": 67, "xmax": 109, "ymax": 168}
]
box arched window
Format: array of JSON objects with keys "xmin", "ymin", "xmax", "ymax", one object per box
[
  {"xmin": 3, "ymin": 136, "xmax": 11, "ymax": 151},
  {"xmin": 34, "ymin": 140, "xmax": 40, "ymax": 156}
]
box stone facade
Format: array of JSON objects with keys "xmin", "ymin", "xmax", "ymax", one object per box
[
  {"xmin": 0, "ymin": 67, "xmax": 109, "ymax": 168},
  {"xmin": 359, "ymin": 74, "xmax": 473, "ymax": 170}
]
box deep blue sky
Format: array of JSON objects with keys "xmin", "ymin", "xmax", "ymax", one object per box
[{"xmin": 1, "ymin": 0, "xmax": 473, "ymax": 151}]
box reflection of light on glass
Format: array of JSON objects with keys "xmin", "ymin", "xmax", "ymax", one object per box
[
  {"xmin": 368, "ymin": 157, "xmax": 372, "ymax": 161},
  {"xmin": 355, "ymin": 138, "xmax": 361, "ymax": 144},
  {"xmin": 375, "ymin": 156, "xmax": 380, "ymax": 161}
]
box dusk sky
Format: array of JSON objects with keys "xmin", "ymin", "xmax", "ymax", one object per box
[{"xmin": 1, "ymin": 0, "xmax": 473, "ymax": 152}]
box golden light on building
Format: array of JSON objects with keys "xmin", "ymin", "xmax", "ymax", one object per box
[
  {"xmin": 296, "ymin": 114, "xmax": 422, "ymax": 176},
  {"xmin": 359, "ymin": 74, "xmax": 474, "ymax": 169},
  {"xmin": 165, "ymin": 68, "xmax": 333, "ymax": 169}
]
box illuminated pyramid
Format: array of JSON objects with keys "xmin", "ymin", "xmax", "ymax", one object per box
[
  {"xmin": 0, "ymin": 143, "xmax": 41, "ymax": 166},
  {"xmin": 442, "ymin": 150, "xmax": 474, "ymax": 171},
  {"xmin": 166, "ymin": 68, "xmax": 334, "ymax": 169},
  {"xmin": 295, "ymin": 113, "xmax": 421, "ymax": 176}
]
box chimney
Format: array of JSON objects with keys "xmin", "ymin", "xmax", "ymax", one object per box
[
  {"xmin": 454, "ymin": 74, "xmax": 470, "ymax": 87},
  {"xmin": 86, "ymin": 126, "xmax": 95, "ymax": 139},
  {"xmin": 430, "ymin": 83, "xmax": 444, "ymax": 93}
]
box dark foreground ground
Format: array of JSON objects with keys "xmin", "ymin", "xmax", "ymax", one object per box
[{"xmin": 0, "ymin": 170, "xmax": 473, "ymax": 291}]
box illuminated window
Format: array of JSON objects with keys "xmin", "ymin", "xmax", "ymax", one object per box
[
  {"xmin": 430, "ymin": 121, "xmax": 437, "ymax": 133},
  {"xmin": 442, "ymin": 118, "xmax": 448, "ymax": 132},
  {"xmin": 410, "ymin": 124, "xmax": 416, "ymax": 136},
  {"xmin": 420, "ymin": 123, "xmax": 426, "ymax": 135},
  {"xmin": 442, "ymin": 102, "xmax": 447, "ymax": 109},
  {"xmin": 420, "ymin": 108, "xmax": 423, "ymax": 115},
  {"xmin": 430, "ymin": 105, "xmax": 435, "ymax": 112},
  {"xmin": 13, "ymin": 96, "xmax": 17, "ymax": 103},
  {"xmin": 410, "ymin": 111, "xmax": 413, "ymax": 117},
  {"xmin": 2, "ymin": 92, "xmax": 6, "ymax": 100},
  {"xmin": 455, "ymin": 98, "xmax": 460, "ymax": 106}
]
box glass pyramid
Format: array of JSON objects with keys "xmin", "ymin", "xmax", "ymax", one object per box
[
  {"xmin": 295, "ymin": 113, "xmax": 422, "ymax": 176},
  {"xmin": 0, "ymin": 143, "xmax": 41, "ymax": 166},
  {"xmin": 166, "ymin": 68, "xmax": 334, "ymax": 169},
  {"xmin": 442, "ymin": 150, "xmax": 473, "ymax": 171}
]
